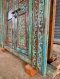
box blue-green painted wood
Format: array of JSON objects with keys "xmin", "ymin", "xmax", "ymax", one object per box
[
  {"xmin": 42, "ymin": 0, "xmax": 50, "ymax": 76},
  {"xmin": 28, "ymin": 0, "xmax": 33, "ymax": 59},
  {"xmin": 16, "ymin": 48, "xmax": 27, "ymax": 55},
  {"xmin": 37, "ymin": 0, "xmax": 50, "ymax": 76},
  {"xmin": 0, "ymin": 0, "xmax": 2, "ymax": 46},
  {"xmin": 37, "ymin": 0, "xmax": 45, "ymax": 76},
  {"xmin": 0, "ymin": 0, "xmax": 4, "ymax": 47},
  {"xmin": 2, "ymin": 0, "xmax": 4, "ymax": 47},
  {"xmin": 4, "ymin": 0, "xmax": 51, "ymax": 76}
]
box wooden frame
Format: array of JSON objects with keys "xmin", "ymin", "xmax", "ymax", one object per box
[
  {"xmin": 48, "ymin": 0, "xmax": 56, "ymax": 62},
  {"xmin": 0, "ymin": 0, "xmax": 4, "ymax": 47}
]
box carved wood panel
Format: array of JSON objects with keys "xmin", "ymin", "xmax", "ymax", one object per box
[
  {"xmin": 32, "ymin": 0, "xmax": 39, "ymax": 68},
  {"xmin": 17, "ymin": 14, "xmax": 28, "ymax": 49}
]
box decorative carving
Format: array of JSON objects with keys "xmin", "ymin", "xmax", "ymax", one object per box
[
  {"xmin": 32, "ymin": 0, "xmax": 39, "ymax": 68},
  {"xmin": 17, "ymin": 14, "xmax": 27, "ymax": 49},
  {"xmin": 37, "ymin": 0, "xmax": 45, "ymax": 70}
]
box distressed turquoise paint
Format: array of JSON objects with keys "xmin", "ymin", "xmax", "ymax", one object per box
[
  {"xmin": 28, "ymin": 0, "xmax": 33, "ymax": 59},
  {"xmin": 16, "ymin": 48, "xmax": 27, "ymax": 55},
  {"xmin": 37, "ymin": 0, "xmax": 50, "ymax": 76},
  {"xmin": 37, "ymin": 0, "xmax": 47, "ymax": 76},
  {"xmin": 2, "ymin": 0, "xmax": 4, "ymax": 47},
  {"xmin": 42, "ymin": 0, "xmax": 51, "ymax": 76},
  {"xmin": 0, "ymin": 0, "xmax": 4, "ymax": 47}
]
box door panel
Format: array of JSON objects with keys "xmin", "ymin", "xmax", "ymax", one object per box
[
  {"xmin": 16, "ymin": 13, "xmax": 28, "ymax": 55},
  {"xmin": 17, "ymin": 14, "xmax": 27, "ymax": 49},
  {"xmin": 12, "ymin": 16, "xmax": 17, "ymax": 49},
  {"xmin": 11, "ymin": 0, "xmax": 29, "ymax": 55}
]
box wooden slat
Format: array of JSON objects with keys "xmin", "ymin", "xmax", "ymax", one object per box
[
  {"xmin": 37, "ymin": 0, "xmax": 51, "ymax": 76},
  {"xmin": 48, "ymin": 0, "xmax": 56, "ymax": 62},
  {"xmin": 4, "ymin": 0, "xmax": 9, "ymax": 46},
  {"xmin": 32, "ymin": 0, "xmax": 39, "ymax": 68},
  {"xmin": 0, "ymin": 0, "xmax": 4, "ymax": 47},
  {"xmin": 28, "ymin": 0, "xmax": 33, "ymax": 59}
]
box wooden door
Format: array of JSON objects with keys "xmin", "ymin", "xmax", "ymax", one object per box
[{"xmin": 4, "ymin": 0, "xmax": 51, "ymax": 76}]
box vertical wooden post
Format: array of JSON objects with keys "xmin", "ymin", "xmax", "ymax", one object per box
[
  {"xmin": 37, "ymin": 0, "xmax": 45, "ymax": 75},
  {"xmin": 3, "ymin": 0, "xmax": 8, "ymax": 46},
  {"xmin": 48, "ymin": 0, "xmax": 56, "ymax": 62},
  {"xmin": 37, "ymin": 0, "xmax": 51, "ymax": 76},
  {"xmin": 28, "ymin": 0, "xmax": 33, "ymax": 59},
  {"xmin": 1, "ymin": 0, "xmax": 4, "ymax": 47},
  {"xmin": 32, "ymin": 0, "xmax": 39, "ymax": 68},
  {"xmin": 0, "ymin": 0, "xmax": 3, "ymax": 47},
  {"xmin": 42, "ymin": 0, "xmax": 51, "ymax": 75},
  {"xmin": 42, "ymin": 0, "xmax": 51, "ymax": 76}
]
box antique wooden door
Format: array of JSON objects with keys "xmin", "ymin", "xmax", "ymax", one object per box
[{"xmin": 4, "ymin": 0, "xmax": 51, "ymax": 76}]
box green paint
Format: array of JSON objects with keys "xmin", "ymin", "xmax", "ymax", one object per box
[
  {"xmin": 41, "ymin": 0, "xmax": 51, "ymax": 76},
  {"xmin": 37, "ymin": 0, "xmax": 45, "ymax": 75},
  {"xmin": 16, "ymin": 48, "xmax": 27, "ymax": 55},
  {"xmin": 2, "ymin": 0, "xmax": 4, "ymax": 47},
  {"xmin": 0, "ymin": 0, "xmax": 2, "ymax": 46},
  {"xmin": 37, "ymin": 0, "xmax": 49, "ymax": 76},
  {"xmin": 28, "ymin": 0, "xmax": 33, "ymax": 59},
  {"xmin": 0, "ymin": 0, "xmax": 4, "ymax": 47}
]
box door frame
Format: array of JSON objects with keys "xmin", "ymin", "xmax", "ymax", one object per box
[{"xmin": 48, "ymin": 0, "xmax": 56, "ymax": 62}]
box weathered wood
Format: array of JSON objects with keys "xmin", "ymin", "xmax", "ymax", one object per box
[
  {"xmin": 4, "ymin": 46, "xmax": 31, "ymax": 64},
  {"xmin": 28, "ymin": 0, "xmax": 33, "ymax": 59},
  {"xmin": 41, "ymin": 0, "xmax": 51, "ymax": 76},
  {"xmin": 32, "ymin": 0, "xmax": 39, "ymax": 68},
  {"xmin": 3, "ymin": 0, "xmax": 52, "ymax": 76},
  {"xmin": 37, "ymin": 0, "xmax": 51, "ymax": 76},
  {"xmin": 0, "ymin": 0, "xmax": 4, "ymax": 47},
  {"xmin": 37, "ymin": 0, "xmax": 45, "ymax": 75},
  {"xmin": 48, "ymin": 0, "xmax": 56, "ymax": 62}
]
